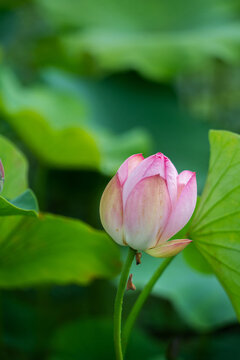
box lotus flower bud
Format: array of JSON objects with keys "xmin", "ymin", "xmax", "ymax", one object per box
[
  {"xmin": 0, "ymin": 159, "xmax": 5, "ymax": 193},
  {"xmin": 100, "ymin": 153, "xmax": 197, "ymax": 257}
]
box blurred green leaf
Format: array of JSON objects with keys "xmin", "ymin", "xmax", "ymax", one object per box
[
  {"xmin": 0, "ymin": 134, "xmax": 38, "ymax": 216},
  {"xmin": 0, "ymin": 68, "xmax": 151, "ymax": 173},
  {"xmin": 0, "ymin": 189, "xmax": 38, "ymax": 216},
  {"xmin": 48, "ymin": 318, "xmax": 165, "ymax": 360},
  {"xmin": 0, "ymin": 213, "xmax": 121, "ymax": 287},
  {"xmin": 131, "ymin": 252, "xmax": 236, "ymax": 330},
  {"xmin": 0, "ymin": 134, "xmax": 28, "ymax": 199},
  {"xmin": 37, "ymin": 0, "xmax": 240, "ymax": 81},
  {"xmin": 0, "ymin": 121, "xmax": 120, "ymax": 287},
  {"xmin": 0, "ymin": 68, "xmax": 100, "ymax": 169},
  {"xmin": 190, "ymin": 130, "xmax": 240, "ymax": 322},
  {"xmin": 44, "ymin": 69, "xmax": 211, "ymax": 191},
  {"xmin": 36, "ymin": 0, "xmax": 238, "ymax": 31},
  {"xmin": 60, "ymin": 24, "xmax": 240, "ymax": 81},
  {"xmin": 0, "ymin": 0, "xmax": 32, "ymax": 9}
]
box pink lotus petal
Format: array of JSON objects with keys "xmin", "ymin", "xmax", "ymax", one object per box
[
  {"xmin": 159, "ymin": 173, "xmax": 197, "ymax": 243},
  {"xmin": 100, "ymin": 175, "xmax": 125, "ymax": 246},
  {"xmin": 146, "ymin": 239, "xmax": 192, "ymax": 258},
  {"xmin": 117, "ymin": 154, "xmax": 144, "ymax": 186},
  {"xmin": 165, "ymin": 156, "xmax": 178, "ymax": 206},
  {"xmin": 0, "ymin": 159, "xmax": 4, "ymax": 180},
  {"xmin": 123, "ymin": 153, "xmax": 178, "ymax": 207},
  {"xmin": 178, "ymin": 170, "xmax": 194, "ymax": 185},
  {"xmin": 123, "ymin": 154, "xmax": 161, "ymax": 207},
  {"xmin": 177, "ymin": 170, "xmax": 195, "ymax": 199},
  {"xmin": 124, "ymin": 175, "xmax": 170, "ymax": 250}
]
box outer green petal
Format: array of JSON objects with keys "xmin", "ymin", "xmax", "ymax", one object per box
[
  {"xmin": 146, "ymin": 239, "xmax": 192, "ymax": 258},
  {"xmin": 100, "ymin": 175, "xmax": 124, "ymax": 246}
]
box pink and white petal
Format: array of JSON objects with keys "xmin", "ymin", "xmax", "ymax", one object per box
[
  {"xmin": 100, "ymin": 175, "xmax": 125, "ymax": 246},
  {"xmin": 164, "ymin": 156, "xmax": 178, "ymax": 206},
  {"xmin": 177, "ymin": 170, "xmax": 195, "ymax": 199},
  {"xmin": 159, "ymin": 173, "xmax": 197, "ymax": 243},
  {"xmin": 117, "ymin": 154, "xmax": 144, "ymax": 186},
  {"xmin": 146, "ymin": 239, "xmax": 192, "ymax": 258},
  {"xmin": 0, "ymin": 159, "xmax": 4, "ymax": 179},
  {"xmin": 124, "ymin": 175, "xmax": 170, "ymax": 251},
  {"xmin": 123, "ymin": 153, "xmax": 178, "ymax": 208},
  {"xmin": 123, "ymin": 154, "xmax": 163, "ymax": 206},
  {"xmin": 178, "ymin": 170, "xmax": 195, "ymax": 185}
]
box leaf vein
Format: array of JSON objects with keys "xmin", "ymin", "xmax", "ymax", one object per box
[
  {"xmin": 196, "ymin": 240, "xmax": 240, "ymax": 253},
  {"xmin": 192, "ymin": 208, "xmax": 240, "ymax": 234},
  {"xmin": 195, "ymin": 229, "xmax": 240, "ymax": 237},
  {"xmin": 200, "ymin": 246, "xmax": 240, "ymax": 277},
  {"xmin": 195, "ymin": 154, "xmax": 240, "ymax": 221}
]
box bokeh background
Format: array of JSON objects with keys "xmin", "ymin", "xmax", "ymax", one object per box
[{"xmin": 0, "ymin": 0, "xmax": 240, "ymax": 359}]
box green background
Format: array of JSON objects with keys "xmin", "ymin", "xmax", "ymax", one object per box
[{"xmin": 0, "ymin": 0, "xmax": 240, "ymax": 359}]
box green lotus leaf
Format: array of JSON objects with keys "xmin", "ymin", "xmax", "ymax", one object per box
[{"xmin": 190, "ymin": 130, "xmax": 240, "ymax": 321}]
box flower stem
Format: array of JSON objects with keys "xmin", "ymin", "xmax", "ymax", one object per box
[
  {"xmin": 114, "ymin": 247, "xmax": 136, "ymax": 360},
  {"xmin": 122, "ymin": 256, "xmax": 174, "ymax": 353}
]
